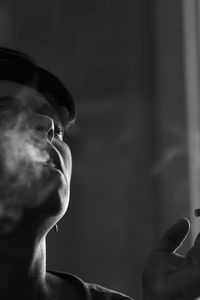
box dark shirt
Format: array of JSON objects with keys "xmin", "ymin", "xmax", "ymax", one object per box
[{"xmin": 48, "ymin": 270, "xmax": 134, "ymax": 300}]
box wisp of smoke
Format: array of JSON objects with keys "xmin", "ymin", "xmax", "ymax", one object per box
[{"xmin": 0, "ymin": 88, "xmax": 58, "ymax": 233}]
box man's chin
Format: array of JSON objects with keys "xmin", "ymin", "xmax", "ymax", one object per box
[
  {"xmin": 42, "ymin": 164, "xmax": 67, "ymax": 185},
  {"xmin": 34, "ymin": 171, "xmax": 69, "ymax": 216},
  {"xmin": 0, "ymin": 165, "xmax": 69, "ymax": 235},
  {"xmin": 22, "ymin": 184, "xmax": 70, "ymax": 229}
]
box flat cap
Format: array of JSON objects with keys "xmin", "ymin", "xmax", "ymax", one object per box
[{"xmin": 0, "ymin": 47, "xmax": 76, "ymax": 129}]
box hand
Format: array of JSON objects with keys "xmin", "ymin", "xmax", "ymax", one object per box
[{"xmin": 143, "ymin": 218, "xmax": 200, "ymax": 300}]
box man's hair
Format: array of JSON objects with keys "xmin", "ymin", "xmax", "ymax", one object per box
[{"xmin": 0, "ymin": 47, "xmax": 76, "ymax": 129}]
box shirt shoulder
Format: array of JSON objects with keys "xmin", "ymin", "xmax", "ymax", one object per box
[
  {"xmin": 86, "ymin": 282, "xmax": 134, "ymax": 300},
  {"xmin": 47, "ymin": 270, "xmax": 134, "ymax": 300}
]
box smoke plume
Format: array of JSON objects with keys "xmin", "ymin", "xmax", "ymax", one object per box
[{"xmin": 0, "ymin": 87, "xmax": 58, "ymax": 233}]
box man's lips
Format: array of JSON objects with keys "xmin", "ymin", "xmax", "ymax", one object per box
[
  {"xmin": 46, "ymin": 145, "xmax": 63, "ymax": 173},
  {"xmin": 41, "ymin": 145, "xmax": 67, "ymax": 182},
  {"xmin": 42, "ymin": 159, "xmax": 66, "ymax": 180}
]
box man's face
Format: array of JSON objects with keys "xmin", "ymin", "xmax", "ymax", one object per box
[{"xmin": 0, "ymin": 81, "xmax": 72, "ymax": 233}]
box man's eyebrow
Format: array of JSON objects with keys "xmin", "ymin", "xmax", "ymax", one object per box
[
  {"xmin": 0, "ymin": 97, "xmax": 15, "ymax": 104},
  {"xmin": 0, "ymin": 97, "xmax": 63, "ymax": 126},
  {"xmin": 0, "ymin": 97, "xmax": 19, "ymax": 109}
]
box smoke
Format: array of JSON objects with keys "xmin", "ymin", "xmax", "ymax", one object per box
[
  {"xmin": 151, "ymin": 122, "xmax": 187, "ymax": 176},
  {"xmin": 0, "ymin": 86, "xmax": 59, "ymax": 233},
  {"xmin": 151, "ymin": 147, "xmax": 186, "ymax": 176}
]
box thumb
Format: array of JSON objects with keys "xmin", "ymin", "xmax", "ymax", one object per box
[{"xmin": 154, "ymin": 218, "xmax": 190, "ymax": 253}]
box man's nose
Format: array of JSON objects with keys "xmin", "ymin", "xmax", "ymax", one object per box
[{"xmin": 31, "ymin": 113, "xmax": 54, "ymax": 142}]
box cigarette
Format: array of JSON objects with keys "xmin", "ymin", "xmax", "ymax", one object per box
[{"xmin": 195, "ymin": 208, "xmax": 200, "ymax": 217}]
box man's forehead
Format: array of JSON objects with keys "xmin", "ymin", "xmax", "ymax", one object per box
[
  {"xmin": 0, "ymin": 80, "xmax": 49, "ymax": 106},
  {"xmin": 0, "ymin": 80, "xmax": 61, "ymax": 120}
]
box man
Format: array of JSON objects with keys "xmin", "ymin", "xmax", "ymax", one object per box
[{"xmin": 0, "ymin": 47, "xmax": 199, "ymax": 300}]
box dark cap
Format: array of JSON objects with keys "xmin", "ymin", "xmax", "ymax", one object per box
[{"xmin": 0, "ymin": 47, "xmax": 76, "ymax": 129}]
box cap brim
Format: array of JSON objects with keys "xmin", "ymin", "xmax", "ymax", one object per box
[{"xmin": 0, "ymin": 47, "xmax": 76, "ymax": 129}]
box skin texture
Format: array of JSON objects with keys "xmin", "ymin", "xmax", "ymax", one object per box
[{"xmin": 0, "ymin": 83, "xmax": 73, "ymax": 300}]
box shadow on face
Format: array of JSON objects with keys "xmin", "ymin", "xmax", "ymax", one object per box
[{"xmin": 0, "ymin": 81, "xmax": 72, "ymax": 236}]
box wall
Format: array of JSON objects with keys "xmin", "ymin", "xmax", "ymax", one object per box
[
  {"xmin": 0, "ymin": 0, "xmax": 189, "ymax": 298},
  {"xmin": 153, "ymin": 1, "xmax": 189, "ymax": 253}
]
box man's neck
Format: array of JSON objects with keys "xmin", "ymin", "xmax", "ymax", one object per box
[{"xmin": 0, "ymin": 232, "xmax": 48, "ymax": 300}]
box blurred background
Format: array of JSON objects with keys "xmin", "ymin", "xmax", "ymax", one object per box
[{"xmin": 0, "ymin": 0, "xmax": 200, "ymax": 298}]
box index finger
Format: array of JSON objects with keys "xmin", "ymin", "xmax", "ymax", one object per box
[{"xmin": 154, "ymin": 219, "xmax": 190, "ymax": 253}]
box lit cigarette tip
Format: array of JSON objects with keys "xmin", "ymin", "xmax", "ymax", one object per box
[{"xmin": 194, "ymin": 208, "xmax": 200, "ymax": 217}]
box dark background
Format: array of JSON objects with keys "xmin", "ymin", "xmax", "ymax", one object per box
[{"xmin": 0, "ymin": 1, "xmax": 190, "ymax": 298}]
